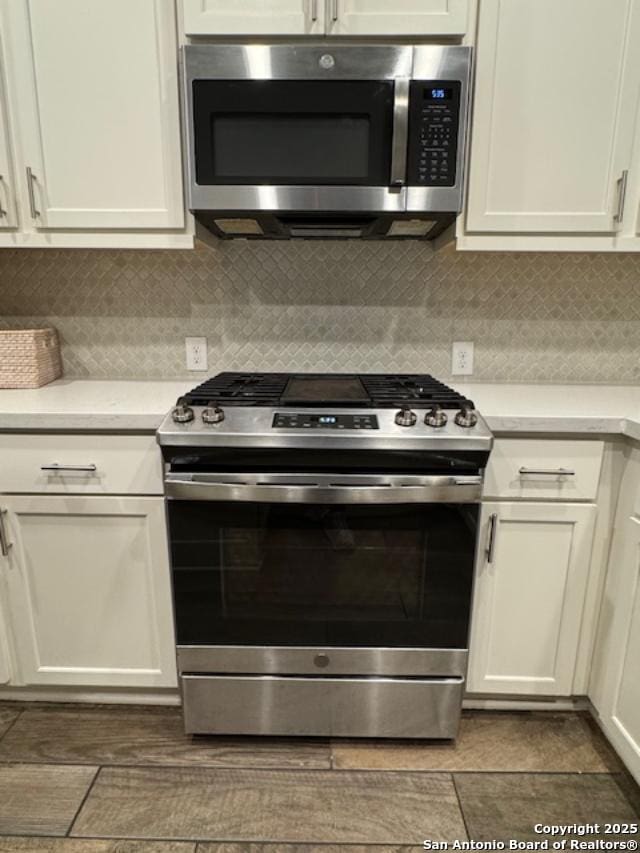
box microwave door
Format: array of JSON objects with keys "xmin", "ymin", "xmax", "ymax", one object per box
[{"xmin": 186, "ymin": 77, "xmax": 409, "ymax": 213}]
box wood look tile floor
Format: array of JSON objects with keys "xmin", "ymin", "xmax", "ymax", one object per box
[{"xmin": 0, "ymin": 703, "xmax": 636, "ymax": 850}]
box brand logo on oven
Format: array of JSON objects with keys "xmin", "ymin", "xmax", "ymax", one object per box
[{"xmin": 319, "ymin": 53, "xmax": 335, "ymax": 70}]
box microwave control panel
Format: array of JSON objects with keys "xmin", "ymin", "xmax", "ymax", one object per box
[{"xmin": 408, "ymin": 81, "xmax": 461, "ymax": 188}]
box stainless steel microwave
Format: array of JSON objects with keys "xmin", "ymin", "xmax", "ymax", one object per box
[{"xmin": 181, "ymin": 45, "xmax": 472, "ymax": 240}]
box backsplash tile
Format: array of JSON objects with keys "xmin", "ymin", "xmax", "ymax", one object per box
[{"xmin": 0, "ymin": 241, "xmax": 639, "ymax": 383}]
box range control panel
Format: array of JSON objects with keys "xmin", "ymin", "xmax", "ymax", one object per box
[
  {"xmin": 272, "ymin": 413, "xmax": 379, "ymax": 430},
  {"xmin": 408, "ymin": 81, "xmax": 461, "ymax": 188}
]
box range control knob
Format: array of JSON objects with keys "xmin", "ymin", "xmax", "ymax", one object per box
[
  {"xmin": 171, "ymin": 397, "xmax": 194, "ymax": 424},
  {"xmin": 425, "ymin": 404, "xmax": 448, "ymax": 428},
  {"xmin": 395, "ymin": 404, "xmax": 417, "ymax": 427},
  {"xmin": 202, "ymin": 401, "xmax": 225, "ymax": 425},
  {"xmin": 454, "ymin": 404, "xmax": 478, "ymax": 429}
]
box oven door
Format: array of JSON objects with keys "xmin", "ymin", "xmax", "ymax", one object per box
[
  {"xmin": 166, "ymin": 473, "xmax": 480, "ymax": 679},
  {"xmin": 182, "ymin": 44, "xmax": 412, "ymax": 213}
]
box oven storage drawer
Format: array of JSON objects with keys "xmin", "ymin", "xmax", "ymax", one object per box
[{"xmin": 182, "ymin": 674, "xmax": 464, "ymax": 738}]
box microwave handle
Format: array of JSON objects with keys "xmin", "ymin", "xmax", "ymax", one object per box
[{"xmin": 390, "ymin": 78, "xmax": 410, "ymax": 188}]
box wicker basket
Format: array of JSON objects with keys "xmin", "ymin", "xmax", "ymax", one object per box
[{"xmin": 0, "ymin": 328, "xmax": 63, "ymax": 389}]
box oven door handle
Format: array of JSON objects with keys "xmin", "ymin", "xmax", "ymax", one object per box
[{"xmin": 164, "ymin": 475, "xmax": 482, "ymax": 504}]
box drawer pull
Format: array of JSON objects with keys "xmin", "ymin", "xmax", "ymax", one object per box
[
  {"xmin": 518, "ymin": 467, "xmax": 576, "ymax": 477},
  {"xmin": 0, "ymin": 510, "xmax": 11, "ymax": 557},
  {"xmin": 41, "ymin": 463, "xmax": 97, "ymax": 474}
]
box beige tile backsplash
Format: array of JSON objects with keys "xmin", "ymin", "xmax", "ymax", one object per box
[{"xmin": 0, "ymin": 241, "xmax": 639, "ymax": 383}]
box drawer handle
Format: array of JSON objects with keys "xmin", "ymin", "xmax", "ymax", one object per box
[
  {"xmin": 0, "ymin": 509, "xmax": 11, "ymax": 557},
  {"xmin": 518, "ymin": 467, "xmax": 576, "ymax": 477},
  {"xmin": 41, "ymin": 463, "xmax": 97, "ymax": 473}
]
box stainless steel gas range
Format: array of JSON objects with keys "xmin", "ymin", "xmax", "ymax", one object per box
[{"xmin": 157, "ymin": 372, "xmax": 493, "ymax": 739}]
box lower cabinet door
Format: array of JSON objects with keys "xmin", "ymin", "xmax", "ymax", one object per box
[
  {"xmin": 593, "ymin": 515, "xmax": 640, "ymax": 783},
  {"xmin": 0, "ymin": 605, "xmax": 10, "ymax": 684},
  {"xmin": 0, "ymin": 495, "xmax": 177, "ymax": 688},
  {"xmin": 467, "ymin": 502, "xmax": 596, "ymax": 696}
]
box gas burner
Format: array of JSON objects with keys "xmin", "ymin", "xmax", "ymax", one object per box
[{"xmin": 183, "ymin": 372, "xmax": 474, "ymax": 410}]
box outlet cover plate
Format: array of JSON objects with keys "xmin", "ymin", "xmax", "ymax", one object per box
[
  {"xmin": 185, "ymin": 337, "xmax": 208, "ymax": 371},
  {"xmin": 452, "ymin": 341, "xmax": 474, "ymax": 376}
]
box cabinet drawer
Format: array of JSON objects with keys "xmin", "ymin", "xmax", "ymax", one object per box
[
  {"xmin": 483, "ymin": 439, "xmax": 604, "ymax": 501},
  {"xmin": 0, "ymin": 434, "xmax": 162, "ymax": 495}
]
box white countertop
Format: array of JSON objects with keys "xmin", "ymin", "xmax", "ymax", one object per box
[
  {"xmin": 0, "ymin": 378, "xmax": 640, "ymax": 439},
  {"xmin": 0, "ymin": 380, "xmax": 190, "ymax": 431}
]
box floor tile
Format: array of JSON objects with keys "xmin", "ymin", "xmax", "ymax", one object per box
[
  {"xmin": 454, "ymin": 772, "xmax": 640, "ymax": 842},
  {"xmin": 0, "ymin": 763, "xmax": 97, "ymax": 837},
  {"xmin": 196, "ymin": 846, "xmax": 420, "ymax": 852},
  {"xmin": 71, "ymin": 767, "xmax": 466, "ymax": 844},
  {"xmin": 0, "ymin": 840, "xmax": 195, "ymax": 852},
  {"xmin": 332, "ymin": 712, "xmax": 619, "ymax": 772},
  {"xmin": 0, "ymin": 707, "xmax": 330, "ymax": 770},
  {"xmin": 0, "ymin": 707, "xmax": 19, "ymax": 740}
]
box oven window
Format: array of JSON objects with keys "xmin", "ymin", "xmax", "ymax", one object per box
[
  {"xmin": 213, "ymin": 115, "xmax": 370, "ymax": 180},
  {"xmin": 169, "ymin": 501, "xmax": 477, "ymax": 649},
  {"xmin": 193, "ymin": 80, "xmax": 393, "ymax": 186}
]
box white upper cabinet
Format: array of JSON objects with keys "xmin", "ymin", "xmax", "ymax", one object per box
[
  {"xmin": 467, "ymin": 502, "xmax": 596, "ymax": 696},
  {"xmin": 465, "ymin": 0, "xmax": 640, "ymax": 235},
  {"xmin": 326, "ymin": 0, "xmax": 469, "ymax": 36},
  {"xmin": 183, "ymin": 0, "xmax": 324, "ymax": 35},
  {"xmin": 183, "ymin": 0, "xmax": 469, "ymax": 36},
  {"xmin": 4, "ymin": 0, "xmax": 184, "ymax": 230},
  {"xmin": 0, "ymin": 35, "xmax": 17, "ymax": 229}
]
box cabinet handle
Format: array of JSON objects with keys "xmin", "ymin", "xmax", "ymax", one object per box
[
  {"xmin": 518, "ymin": 467, "xmax": 576, "ymax": 477},
  {"xmin": 309, "ymin": 0, "xmax": 318, "ymax": 21},
  {"xmin": 0, "ymin": 175, "xmax": 6, "ymax": 217},
  {"xmin": 486, "ymin": 513, "xmax": 498, "ymax": 564},
  {"xmin": 0, "ymin": 510, "xmax": 11, "ymax": 558},
  {"xmin": 331, "ymin": 0, "xmax": 339, "ymax": 21},
  {"xmin": 41, "ymin": 463, "xmax": 98, "ymax": 473},
  {"xmin": 614, "ymin": 169, "xmax": 628, "ymax": 224},
  {"xmin": 26, "ymin": 167, "xmax": 40, "ymax": 219}
]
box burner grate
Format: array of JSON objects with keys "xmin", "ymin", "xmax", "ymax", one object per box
[{"xmin": 183, "ymin": 372, "xmax": 474, "ymax": 409}]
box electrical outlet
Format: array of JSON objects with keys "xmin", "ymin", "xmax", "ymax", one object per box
[
  {"xmin": 452, "ymin": 341, "xmax": 474, "ymax": 376},
  {"xmin": 185, "ymin": 337, "xmax": 208, "ymax": 371}
]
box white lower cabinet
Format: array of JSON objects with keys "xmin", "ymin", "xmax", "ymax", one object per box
[
  {"xmin": 591, "ymin": 513, "xmax": 640, "ymax": 784},
  {"xmin": 0, "ymin": 494, "xmax": 177, "ymax": 689},
  {"xmin": 467, "ymin": 502, "xmax": 597, "ymax": 696},
  {"xmin": 0, "ymin": 603, "xmax": 10, "ymax": 684}
]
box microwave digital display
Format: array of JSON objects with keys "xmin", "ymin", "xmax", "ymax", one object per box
[{"xmin": 425, "ymin": 88, "xmax": 453, "ymax": 101}]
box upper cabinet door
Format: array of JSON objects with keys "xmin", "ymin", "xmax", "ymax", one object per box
[
  {"xmin": 183, "ymin": 0, "xmax": 325, "ymax": 35},
  {"xmin": 0, "ymin": 35, "xmax": 17, "ymax": 229},
  {"xmin": 466, "ymin": 0, "xmax": 640, "ymax": 234},
  {"xmin": 327, "ymin": 0, "xmax": 468, "ymax": 36},
  {"xmin": 6, "ymin": 0, "xmax": 184, "ymax": 230}
]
